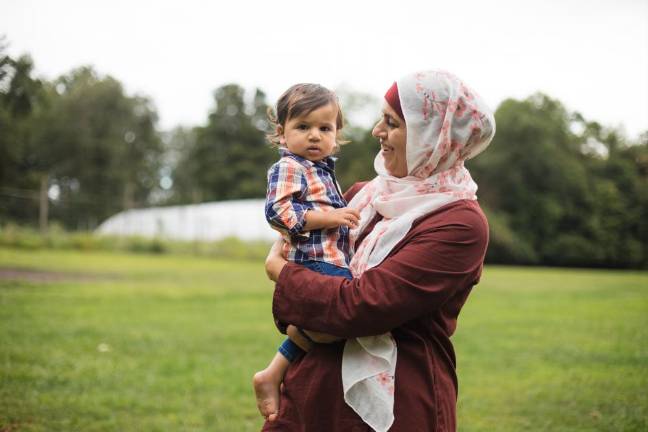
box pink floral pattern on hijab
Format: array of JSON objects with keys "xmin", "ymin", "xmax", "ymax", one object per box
[{"xmin": 341, "ymin": 70, "xmax": 495, "ymax": 432}]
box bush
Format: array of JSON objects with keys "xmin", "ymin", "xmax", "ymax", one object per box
[
  {"xmin": 0, "ymin": 224, "xmax": 46, "ymax": 249},
  {"xmin": 542, "ymin": 234, "xmax": 604, "ymax": 268},
  {"xmin": 483, "ymin": 209, "xmax": 539, "ymax": 265}
]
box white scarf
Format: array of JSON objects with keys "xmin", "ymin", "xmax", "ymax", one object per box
[{"xmin": 341, "ymin": 70, "xmax": 496, "ymax": 431}]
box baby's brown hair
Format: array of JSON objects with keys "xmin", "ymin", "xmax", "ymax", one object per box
[{"xmin": 267, "ymin": 83, "xmax": 348, "ymax": 148}]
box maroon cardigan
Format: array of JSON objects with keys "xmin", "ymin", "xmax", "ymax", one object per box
[{"xmin": 263, "ymin": 183, "xmax": 489, "ymax": 432}]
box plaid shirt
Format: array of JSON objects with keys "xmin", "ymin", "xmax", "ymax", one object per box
[{"xmin": 265, "ymin": 149, "xmax": 350, "ymax": 267}]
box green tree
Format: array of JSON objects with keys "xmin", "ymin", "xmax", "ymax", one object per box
[
  {"xmin": 469, "ymin": 93, "xmax": 646, "ymax": 268},
  {"xmin": 0, "ymin": 47, "xmax": 49, "ymax": 229},
  {"xmin": 171, "ymin": 84, "xmax": 274, "ymax": 202},
  {"xmin": 46, "ymin": 67, "xmax": 163, "ymax": 228},
  {"xmin": 335, "ymin": 127, "xmax": 379, "ymax": 190},
  {"xmin": 163, "ymin": 126, "xmax": 199, "ymax": 204},
  {"xmin": 469, "ymin": 94, "xmax": 586, "ymax": 263},
  {"xmin": 334, "ymin": 88, "xmax": 381, "ymax": 190},
  {"xmin": 581, "ymin": 125, "xmax": 646, "ymax": 267},
  {"xmin": 633, "ymin": 132, "xmax": 648, "ymax": 267}
]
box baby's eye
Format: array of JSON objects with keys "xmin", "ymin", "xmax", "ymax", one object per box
[
  {"xmin": 297, "ymin": 124, "xmax": 308, "ymax": 130},
  {"xmin": 320, "ymin": 126, "xmax": 332, "ymax": 132}
]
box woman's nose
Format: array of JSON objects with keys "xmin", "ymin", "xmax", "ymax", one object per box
[{"xmin": 372, "ymin": 122, "xmax": 384, "ymax": 138}]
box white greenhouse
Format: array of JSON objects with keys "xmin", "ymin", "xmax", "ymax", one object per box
[{"xmin": 96, "ymin": 199, "xmax": 278, "ymax": 242}]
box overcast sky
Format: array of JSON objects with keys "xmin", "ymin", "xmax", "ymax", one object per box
[{"xmin": 2, "ymin": 0, "xmax": 647, "ymax": 137}]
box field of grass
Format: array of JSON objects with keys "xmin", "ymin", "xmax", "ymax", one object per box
[{"xmin": 1, "ymin": 247, "xmax": 647, "ymax": 431}]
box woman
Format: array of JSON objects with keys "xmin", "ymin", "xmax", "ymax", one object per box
[{"xmin": 262, "ymin": 70, "xmax": 495, "ymax": 431}]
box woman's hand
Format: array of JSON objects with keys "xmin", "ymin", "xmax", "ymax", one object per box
[
  {"xmin": 287, "ymin": 324, "xmax": 343, "ymax": 347},
  {"xmin": 302, "ymin": 329, "xmax": 343, "ymax": 344},
  {"xmin": 265, "ymin": 237, "xmax": 288, "ymax": 282}
]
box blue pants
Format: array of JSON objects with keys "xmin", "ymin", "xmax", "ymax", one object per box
[{"xmin": 277, "ymin": 260, "xmax": 352, "ymax": 362}]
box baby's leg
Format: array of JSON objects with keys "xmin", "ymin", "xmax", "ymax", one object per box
[
  {"xmin": 253, "ymin": 351, "xmax": 290, "ymax": 422},
  {"xmin": 253, "ymin": 337, "xmax": 309, "ymax": 421}
]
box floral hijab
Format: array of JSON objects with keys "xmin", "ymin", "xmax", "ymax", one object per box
[{"xmin": 342, "ymin": 70, "xmax": 495, "ymax": 431}]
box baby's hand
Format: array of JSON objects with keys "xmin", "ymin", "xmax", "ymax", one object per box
[{"xmin": 324, "ymin": 207, "xmax": 360, "ymax": 229}]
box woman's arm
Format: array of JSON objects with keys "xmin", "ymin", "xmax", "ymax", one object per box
[
  {"xmin": 270, "ymin": 203, "xmax": 489, "ymax": 338},
  {"xmin": 264, "ymin": 238, "xmax": 287, "ymax": 282},
  {"xmin": 265, "ymin": 239, "xmax": 344, "ymax": 343}
]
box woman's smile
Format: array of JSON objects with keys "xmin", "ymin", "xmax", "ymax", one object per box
[{"xmin": 380, "ymin": 139, "xmax": 395, "ymax": 153}]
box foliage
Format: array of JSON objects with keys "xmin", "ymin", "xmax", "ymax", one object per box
[
  {"xmin": 1, "ymin": 45, "xmax": 163, "ymax": 230},
  {"xmin": 170, "ymin": 85, "xmax": 275, "ymax": 203},
  {"xmin": 335, "ymin": 127, "xmax": 380, "ymax": 190},
  {"xmin": 468, "ymin": 93, "xmax": 648, "ymax": 268},
  {"xmin": 0, "ymin": 49, "xmax": 47, "ymax": 223},
  {"xmin": 2, "ymin": 40, "xmax": 647, "ymax": 268}
]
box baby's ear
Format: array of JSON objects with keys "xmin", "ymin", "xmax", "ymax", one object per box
[{"xmin": 276, "ymin": 125, "xmax": 285, "ymax": 145}]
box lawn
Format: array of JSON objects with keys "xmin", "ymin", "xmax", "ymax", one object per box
[{"xmin": 1, "ymin": 248, "xmax": 647, "ymax": 431}]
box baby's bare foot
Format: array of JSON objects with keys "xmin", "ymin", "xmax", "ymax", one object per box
[{"xmin": 253, "ymin": 369, "xmax": 281, "ymax": 422}]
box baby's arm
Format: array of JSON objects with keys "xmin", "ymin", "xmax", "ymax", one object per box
[
  {"xmin": 265, "ymin": 161, "xmax": 311, "ymax": 238},
  {"xmin": 266, "ymin": 159, "xmax": 360, "ymax": 235},
  {"xmin": 304, "ymin": 207, "xmax": 360, "ymax": 231}
]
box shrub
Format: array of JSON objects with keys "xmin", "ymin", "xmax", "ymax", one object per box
[{"xmin": 483, "ymin": 209, "xmax": 539, "ymax": 265}]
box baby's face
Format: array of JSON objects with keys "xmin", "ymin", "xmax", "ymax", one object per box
[{"xmin": 278, "ymin": 103, "xmax": 338, "ymax": 161}]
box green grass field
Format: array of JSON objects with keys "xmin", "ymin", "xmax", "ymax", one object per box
[{"xmin": 1, "ymin": 247, "xmax": 647, "ymax": 431}]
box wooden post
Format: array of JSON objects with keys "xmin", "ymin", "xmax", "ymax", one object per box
[{"xmin": 39, "ymin": 173, "xmax": 49, "ymax": 234}]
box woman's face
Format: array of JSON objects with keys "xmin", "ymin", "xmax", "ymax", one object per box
[{"xmin": 372, "ymin": 102, "xmax": 407, "ymax": 178}]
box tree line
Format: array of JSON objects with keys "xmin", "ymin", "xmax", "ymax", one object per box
[{"xmin": 1, "ymin": 42, "xmax": 646, "ymax": 268}]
